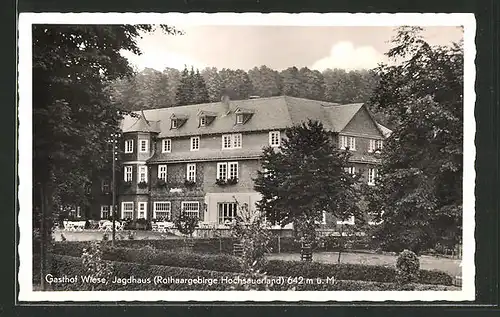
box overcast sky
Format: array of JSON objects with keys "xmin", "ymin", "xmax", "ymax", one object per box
[{"xmin": 121, "ymin": 26, "xmax": 463, "ymax": 72}]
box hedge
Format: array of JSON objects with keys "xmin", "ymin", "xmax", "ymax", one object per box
[
  {"xmin": 262, "ymin": 260, "xmax": 453, "ymax": 286},
  {"xmin": 50, "ymin": 237, "xmax": 365, "ymax": 256},
  {"xmin": 50, "ymin": 243, "xmax": 453, "ymax": 286},
  {"xmin": 105, "ymin": 247, "xmax": 242, "ymax": 273},
  {"xmin": 47, "ymin": 254, "xmax": 458, "ymax": 291}
]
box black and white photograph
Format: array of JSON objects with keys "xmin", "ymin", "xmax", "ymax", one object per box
[{"xmin": 18, "ymin": 13, "xmax": 476, "ymax": 302}]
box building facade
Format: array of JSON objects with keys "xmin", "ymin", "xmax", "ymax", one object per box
[{"xmin": 94, "ymin": 95, "xmax": 391, "ymax": 228}]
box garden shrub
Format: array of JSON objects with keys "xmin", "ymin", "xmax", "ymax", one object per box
[
  {"xmin": 262, "ymin": 259, "xmax": 452, "ymax": 285},
  {"xmin": 396, "ymin": 250, "xmax": 420, "ymax": 284},
  {"xmin": 50, "ymin": 241, "xmax": 453, "ymax": 286},
  {"xmin": 104, "ymin": 246, "xmax": 242, "ymax": 273},
  {"xmin": 48, "ymin": 254, "xmax": 459, "ymax": 291}
]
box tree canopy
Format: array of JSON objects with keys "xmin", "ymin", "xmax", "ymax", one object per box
[
  {"xmin": 254, "ymin": 120, "xmax": 361, "ymax": 242},
  {"xmin": 366, "ymin": 26, "xmax": 463, "ymax": 253},
  {"xmin": 33, "ymin": 24, "xmax": 181, "ymax": 219}
]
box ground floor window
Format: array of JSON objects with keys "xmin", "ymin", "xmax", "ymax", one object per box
[
  {"xmin": 153, "ymin": 202, "xmax": 171, "ymax": 220},
  {"xmin": 218, "ymin": 202, "xmax": 238, "ymax": 224},
  {"xmin": 138, "ymin": 202, "xmax": 147, "ymax": 219},
  {"xmin": 121, "ymin": 202, "xmax": 134, "ymax": 219},
  {"xmin": 181, "ymin": 201, "xmax": 200, "ymax": 218},
  {"xmin": 101, "ymin": 205, "xmax": 110, "ymax": 219}
]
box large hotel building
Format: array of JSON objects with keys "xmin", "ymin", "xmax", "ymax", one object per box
[{"xmin": 91, "ymin": 95, "xmax": 391, "ymax": 228}]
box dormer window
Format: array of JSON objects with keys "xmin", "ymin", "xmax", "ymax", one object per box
[
  {"xmin": 236, "ymin": 114, "xmax": 244, "ymax": 124},
  {"xmin": 234, "ymin": 107, "xmax": 254, "ymax": 125},
  {"xmin": 170, "ymin": 114, "xmax": 188, "ymax": 129},
  {"xmin": 197, "ymin": 110, "xmax": 217, "ymax": 127}
]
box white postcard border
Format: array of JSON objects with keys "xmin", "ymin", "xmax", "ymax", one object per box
[{"xmin": 18, "ymin": 12, "xmax": 476, "ymax": 302}]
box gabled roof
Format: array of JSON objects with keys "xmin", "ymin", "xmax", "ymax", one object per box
[
  {"xmin": 120, "ymin": 96, "xmax": 384, "ymax": 138},
  {"xmin": 123, "ymin": 110, "xmax": 160, "ymax": 133}
]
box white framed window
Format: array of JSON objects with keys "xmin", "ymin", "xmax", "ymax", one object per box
[
  {"xmin": 368, "ymin": 168, "xmax": 376, "ymax": 185},
  {"xmin": 171, "ymin": 119, "xmax": 178, "ymax": 129},
  {"xmin": 222, "ymin": 134, "xmax": 242, "ymax": 149},
  {"xmin": 139, "ymin": 139, "xmax": 148, "ymax": 153},
  {"xmin": 158, "ymin": 164, "xmax": 167, "ymax": 181},
  {"xmin": 376, "ymin": 140, "xmax": 384, "ymax": 150},
  {"xmin": 125, "ymin": 139, "xmax": 134, "ymax": 153},
  {"xmin": 190, "ymin": 136, "xmax": 200, "ymax": 151},
  {"xmin": 217, "ymin": 162, "xmax": 228, "ymax": 180},
  {"xmin": 218, "ymin": 202, "xmax": 238, "ymax": 224},
  {"xmin": 153, "ymin": 201, "xmax": 171, "ymax": 220},
  {"xmin": 217, "ymin": 162, "xmax": 238, "ymax": 180},
  {"xmin": 162, "ymin": 139, "xmax": 171, "ymax": 153},
  {"xmin": 336, "ymin": 215, "xmax": 355, "ymax": 225},
  {"xmin": 200, "ymin": 116, "xmax": 206, "ymax": 127},
  {"xmin": 138, "ymin": 202, "xmax": 147, "ymax": 219},
  {"xmin": 101, "ymin": 179, "xmax": 110, "ymax": 192},
  {"xmin": 186, "ymin": 163, "xmax": 196, "ymax": 182},
  {"xmin": 339, "ymin": 135, "xmax": 356, "ymax": 151},
  {"xmin": 228, "ymin": 162, "xmax": 239, "ymax": 179},
  {"xmin": 322, "ymin": 211, "xmax": 326, "ymax": 224},
  {"xmin": 232, "ymin": 134, "xmax": 242, "ymax": 148},
  {"xmin": 236, "ymin": 114, "xmax": 244, "ymax": 124},
  {"xmin": 368, "ymin": 139, "xmax": 376, "ymax": 153},
  {"xmin": 121, "ymin": 202, "xmax": 134, "ymax": 219},
  {"xmin": 138, "ymin": 165, "xmax": 148, "ymax": 183},
  {"xmin": 269, "ymin": 131, "xmax": 280, "ymax": 147},
  {"xmin": 101, "ymin": 205, "xmax": 110, "ymax": 219},
  {"xmin": 344, "ymin": 166, "xmax": 356, "ymax": 176},
  {"xmin": 349, "ymin": 136, "xmax": 356, "ymax": 150},
  {"xmin": 124, "ymin": 166, "xmax": 133, "ymax": 182},
  {"xmin": 181, "ymin": 201, "xmax": 200, "ymax": 218}
]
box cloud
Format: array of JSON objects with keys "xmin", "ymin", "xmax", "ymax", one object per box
[
  {"xmin": 311, "ymin": 41, "xmax": 386, "ymax": 71},
  {"xmin": 120, "ymin": 50, "xmax": 206, "ymax": 72}
]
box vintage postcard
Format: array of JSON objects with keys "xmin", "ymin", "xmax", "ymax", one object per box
[{"xmin": 17, "ymin": 12, "xmax": 476, "ymax": 302}]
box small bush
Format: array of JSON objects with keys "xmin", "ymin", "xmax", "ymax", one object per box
[{"xmin": 396, "ymin": 250, "xmax": 420, "ymax": 284}]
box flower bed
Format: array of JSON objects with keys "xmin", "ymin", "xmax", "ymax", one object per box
[
  {"xmin": 48, "ymin": 254, "xmax": 458, "ymax": 291},
  {"xmin": 50, "ymin": 243, "xmax": 453, "ymax": 286}
]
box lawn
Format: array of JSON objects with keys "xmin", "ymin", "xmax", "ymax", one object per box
[
  {"xmin": 267, "ymin": 252, "xmax": 462, "ymax": 277},
  {"xmin": 53, "ymin": 229, "xmax": 181, "ymax": 241}
]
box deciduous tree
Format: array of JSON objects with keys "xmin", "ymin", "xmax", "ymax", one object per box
[{"xmin": 366, "ymin": 26, "xmax": 463, "ymax": 253}]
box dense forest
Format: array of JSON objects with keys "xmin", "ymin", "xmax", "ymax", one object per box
[{"xmin": 107, "ymin": 65, "xmax": 380, "ymax": 111}]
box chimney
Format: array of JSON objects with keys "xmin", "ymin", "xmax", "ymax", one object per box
[{"xmin": 221, "ymin": 94, "xmax": 230, "ymax": 115}]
